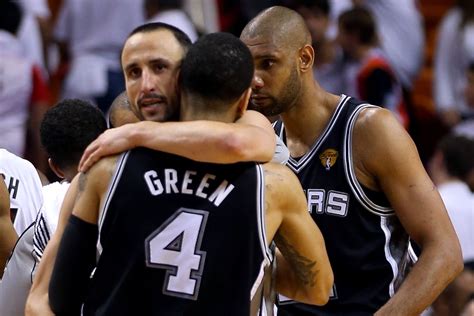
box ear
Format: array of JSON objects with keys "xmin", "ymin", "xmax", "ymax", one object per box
[
  {"xmin": 48, "ymin": 158, "xmax": 65, "ymax": 179},
  {"xmin": 236, "ymin": 88, "xmax": 251, "ymax": 118},
  {"xmin": 299, "ymin": 44, "xmax": 314, "ymax": 72}
]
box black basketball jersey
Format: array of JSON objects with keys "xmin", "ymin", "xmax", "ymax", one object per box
[
  {"xmin": 82, "ymin": 148, "xmax": 274, "ymax": 316},
  {"xmin": 275, "ymin": 95, "xmax": 414, "ymax": 315}
]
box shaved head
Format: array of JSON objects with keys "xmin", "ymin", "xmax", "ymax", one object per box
[{"xmin": 241, "ymin": 6, "xmax": 311, "ymax": 50}]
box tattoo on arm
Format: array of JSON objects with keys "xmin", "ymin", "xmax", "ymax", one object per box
[
  {"xmin": 77, "ymin": 172, "xmax": 88, "ymax": 199},
  {"xmin": 275, "ymin": 233, "xmax": 317, "ymax": 287}
]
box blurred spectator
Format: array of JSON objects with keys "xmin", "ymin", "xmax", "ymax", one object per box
[
  {"xmin": 337, "ymin": 7, "xmax": 409, "ymax": 127},
  {"xmin": 145, "ymin": 0, "xmax": 199, "ymax": 42},
  {"xmin": 427, "ymin": 134, "xmax": 474, "ymax": 316},
  {"xmin": 432, "ymin": 269, "xmax": 474, "ymax": 316},
  {"xmin": 434, "ymin": 0, "xmax": 474, "ymax": 128},
  {"xmin": 53, "ymin": 0, "xmax": 144, "ymax": 114},
  {"xmin": 352, "ymin": 0, "xmax": 425, "ymax": 92},
  {"xmin": 428, "ymin": 134, "xmax": 474, "ymax": 263},
  {"xmin": 0, "ymin": 0, "xmax": 50, "ymax": 169},
  {"xmin": 453, "ymin": 61, "xmax": 474, "ymax": 139},
  {"xmin": 293, "ymin": 0, "xmax": 345, "ymax": 94},
  {"xmin": 17, "ymin": 0, "xmax": 51, "ymax": 75}
]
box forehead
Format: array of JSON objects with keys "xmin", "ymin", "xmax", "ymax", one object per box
[
  {"xmin": 241, "ymin": 35, "xmax": 286, "ymax": 60},
  {"xmin": 122, "ymin": 30, "xmax": 184, "ymax": 67}
]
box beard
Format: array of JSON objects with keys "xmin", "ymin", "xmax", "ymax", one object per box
[{"xmin": 249, "ymin": 66, "xmax": 301, "ymax": 117}]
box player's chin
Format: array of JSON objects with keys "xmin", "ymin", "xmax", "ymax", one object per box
[{"xmin": 142, "ymin": 113, "xmax": 165, "ymax": 123}]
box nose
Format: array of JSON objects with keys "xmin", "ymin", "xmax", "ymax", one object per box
[
  {"xmin": 252, "ymin": 74, "xmax": 264, "ymax": 90},
  {"xmin": 141, "ymin": 69, "xmax": 156, "ymax": 93}
]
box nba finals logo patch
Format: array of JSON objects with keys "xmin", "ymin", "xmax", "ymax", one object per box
[{"xmin": 319, "ymin": 149, "xmax": 339, "ymax": 171}]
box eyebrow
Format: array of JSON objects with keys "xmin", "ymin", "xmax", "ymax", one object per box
[
  {"xmin": 254, "ymin": 53, "xmax": 279, "ymax": 60},
  {"xmin": 124, "ymin": 57, "xmax": 171, "ymax": 73}
]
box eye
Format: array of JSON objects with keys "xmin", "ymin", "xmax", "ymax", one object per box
[
  {"xmin": 153, "ymin": 62, "xmax": 167, "ymax": 73},
  {"xmin": 127, "ymin": 67, "xmax": 141, "ymax": 79},
  {"xmin": 261, "ymin": 59, "xmax": 275, "ymax": 70}
]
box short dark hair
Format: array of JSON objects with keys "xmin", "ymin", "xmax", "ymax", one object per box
[
  {"xmin": 180, "ymin": 32, "xmax": 254, "ymax": 106},
  {"xmin": 128, "ymin": 22, "xmax": 192, "ymax": 52},
  {"xmin": 438, "ymin": 134, "xmax": 474, "ymax": 179},
  {"xmin": 40, "ymin": 99, "xmax": 107, "ymax": 169},
  {"xmin": 292, "ymin": 0, "xmax": 330, "ymax": 16},
  {"xmin": 0, "ymin": 1, "xmax": 22, "ymax": 34},
  {"xmin": 338, "ymin": 7, "xmax": 377, "ymax": 45}
]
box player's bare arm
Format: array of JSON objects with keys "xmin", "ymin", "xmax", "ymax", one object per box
[
  {"xmin": 79, "ymin": 110, "xmax": 275, "ymax": 172},
  {"xmin": 0, "ymin": 179, "xmax": 17, "ymax": 275},
  {"xmin": 353, "ymin": 108, "xmax": 463, "ymax": 315},
  {"xmin": 48, "ymin": 156, "xmax": 117, "ymax": 315},
  {"xmin": 264, "ymin": 163, "xmax": 333, "ymax": 305}
]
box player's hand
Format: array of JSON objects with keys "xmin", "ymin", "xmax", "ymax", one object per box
[{"xmin": 79, "ymin": 124, "xmax": 136, "ymax": 172}]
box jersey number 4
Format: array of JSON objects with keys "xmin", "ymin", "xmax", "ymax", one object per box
[{"xmin": 145, "ymin": 208, "xmax": 209, "ymax": 300}]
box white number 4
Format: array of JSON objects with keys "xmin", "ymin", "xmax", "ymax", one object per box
[{"xmin": 145, "ymin": 208, "xmax": 209, "ymax": 300}]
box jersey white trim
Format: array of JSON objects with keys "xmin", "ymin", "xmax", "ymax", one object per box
[
  {"xmin": 256, "ymin": 164, "xmax": 273, "ymax": 263},
  {"xmin": 343, "ymin": 103, "xmax": 395, "ymax": 216},
  {"xmin": 380, "ymin": 216, "xmax": 399, "ymax": 297},
  {"xmin": 278, "ymin": 95, "xmax": 350, "ymax": 174},
  {"xmin": 97, "ymin": 151, "xmax": 130, "ymax": 255}
]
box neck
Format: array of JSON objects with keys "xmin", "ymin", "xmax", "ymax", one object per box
[
  {"xmin": 280, "ymin": 77, "xmax": 340, "ymax": 150},
  {"xmin": 180, "ymin": 95, "xmax": 238, "ymax": 123},
  {"xmin": 62, "ymin": 166, "xmax": 78, "ymax": 183}
]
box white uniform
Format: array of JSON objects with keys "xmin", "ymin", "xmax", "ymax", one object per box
[
  {"xmin": 33, "ymin": 181, "xmax": 70, "ymax": 260},
  {"xmin": 0, "ymin": 149, "xmax": 43, "ymax": 234},
  {"xmin": 0, "ymin": 181, "xmax": 69, "ymax": 315},
  {"xmin": 0, "ymin": 224, "xmax": 36, "ymax": 316}
]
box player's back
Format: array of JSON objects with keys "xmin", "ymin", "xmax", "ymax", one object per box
[{"xmin": 83, "ymin": 147, "xmax": 272, "ymax": 316}]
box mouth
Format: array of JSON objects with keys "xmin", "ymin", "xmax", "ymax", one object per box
[
  {"xmin": 139, "ymin": 97, "xmax": 166, "ymax": 108},
  {"xmin": 250, "ymin": 94, "xmax": 270, "ymax": 106}
]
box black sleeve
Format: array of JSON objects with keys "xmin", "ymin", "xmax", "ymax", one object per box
[
  {"xmin": 364, "ymin": 68, "xmax": 393, "ymax": 106},
  {"xmin": 49, "ymin": 215, "xmax": 98, "ymax": 316}
]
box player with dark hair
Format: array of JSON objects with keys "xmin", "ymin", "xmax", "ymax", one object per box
[
  {"xmin": 40, "ymin": 99, "xmax": 108, "ymax": 181},
  {"xmin": 239, "ymin": 6, "xmax": 462, "ymax": 315},
  {"xmin": 27, "ymin": 23, "xmax": 281, "ymax": 315},
  {"xmin": 0, "ymin": 99, "xmax": 106, "ymax": 316},
  {"xmin": 48, "ymin": 32, "xmax": 333, "ymax": 316}
]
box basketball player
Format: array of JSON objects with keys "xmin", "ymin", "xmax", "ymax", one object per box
[
  {"xmin": 48, "ymin": 32, "xmax": 333, "ymax": 315},
  {"xmin": 239, "ymin": 6, "xmax": 462, "ymax": 315},
  {"xmin": 25, "ymin": 23, "xmax": 283, "ymax": 315},
  {"xmin": 0, "ymin": 99, "xmax": 107, "ymax": 316},
  {"xmin": 0, "ymin": 178, "xmax": 16, "ymax": 275},
  {"xmin": 0, "ymin": 149, "xmax": 43, "ymax": 235}
]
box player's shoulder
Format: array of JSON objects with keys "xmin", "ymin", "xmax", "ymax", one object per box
[
  {"xmin": 81, "ymin": 155, "xmax": 120, "ymax": 191},
  {"xmin": 0, "ymin": 148, "xmax": 37, "ymax": 172},
  {"xmin": 262, "ymin": 163, "xmax": 301, "ymax": 192},
  {"xmin": 355, "ymin": 105, "xmax": 400, "ymax": 132}
]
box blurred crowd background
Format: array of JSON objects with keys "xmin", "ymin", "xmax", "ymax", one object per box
[
  {"xmin": 1, "ymin": 0, "xmax": 474, "ymax": 184},
  {"xmin": 0, "ymin": 0, "xmax": 473, "ymax": 313}
]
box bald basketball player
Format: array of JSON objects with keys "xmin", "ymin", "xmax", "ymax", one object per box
[{"xmin": 239, "ymin": 6, "xmax": 462, "ymax": 316}]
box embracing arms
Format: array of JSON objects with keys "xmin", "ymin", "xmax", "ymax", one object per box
[{"xmin": 79, "ymin": 110, "xmax": 276, "ymax": 171}]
